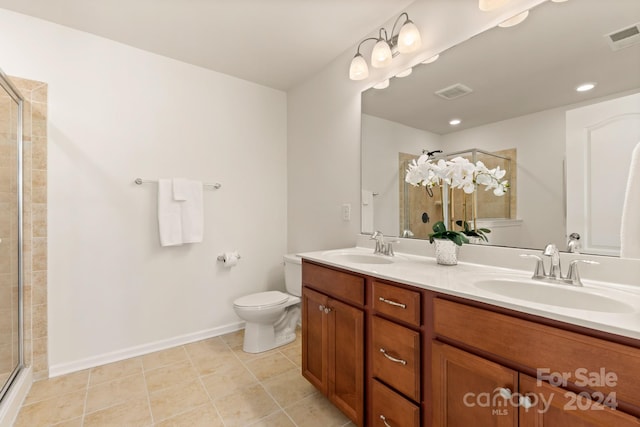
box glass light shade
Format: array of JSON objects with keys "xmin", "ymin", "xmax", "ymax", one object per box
[
  {"xmin": 478, "ymin": 0, "xmax": 510, "ymax": 12},
  {"xmin": 373, "ymin": 79, "xmax": 389, "ymax": 89},
  {"xmin": 498, "ymin": 10, "xmax": 529, "ymax": 28},
  {"xmin": 397, "ymin": 20, "xmax": 422, "ymax": 53},
  {"xmin": 349, "ymin": 54, "xmax": 369, "ymax": 80},
  {"xmin": 371, "ymin": 40, "xmax": 392, "ymax": 68}
]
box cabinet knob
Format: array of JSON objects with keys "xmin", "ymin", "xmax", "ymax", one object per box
[
  {"xmin": 379, "ymin": 348, "xmax": 407, "ymax": 365},
  {"xmin": 378, "ymin": 297, "xmax": 407, "ymax": 309},
  {"xmin": 519, "ymin": 395, "xmax": 534, "ymax": 409},
  {"xmin": 379, "ymin": 415, "xmax": 392, "ymax": 427},
  {"xmin": 324, "ymin": 307, "xmax": 332, "ymax": 314},
  {"xmin": 498, "ymin": 387, "xmax": 512, "ymax": 400},
  {"xmin": 318, "ymin": 304, "xmax": 325, "ymax": 312}
]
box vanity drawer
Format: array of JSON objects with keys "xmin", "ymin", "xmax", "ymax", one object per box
[
  {"xmin": 433, "ymin": 298, "xmax": 640, "ymax": 409},
  {"xmin": 371, "ymin": 379, "xmax": 420, "ymax": 427},
  {"xmin": 302, "ymin": 261, "xmax": 364, "ymax": 306},
  {"xmin": 371, "ymin": 316, "xmax": 421, "ymax": 401},
  {"xmin": 372, "ymin": 281, "xmax": 421, "ymax": 327}
]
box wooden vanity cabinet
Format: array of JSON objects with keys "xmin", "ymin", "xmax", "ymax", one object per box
[
  {"xmin": 432, "ymin": 297, "xmax": 640, "ymax": 427},
  {"xmin": 301, "ymin": 262, "xmax": 365, "ymax": 426}
]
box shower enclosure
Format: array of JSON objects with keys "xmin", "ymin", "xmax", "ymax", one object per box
[{"xmin": 0, "ymin": 69, "xmax": 24, "ymax": 402}]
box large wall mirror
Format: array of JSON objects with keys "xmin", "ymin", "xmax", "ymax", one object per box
[{"xmin": 361, "ymin": 0, "xmax": 640, "ymax": 257}]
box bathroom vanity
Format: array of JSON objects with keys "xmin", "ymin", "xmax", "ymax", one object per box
[{"xmin": 300, "ymin": 248, "xmax": 640, "ymax": 427}]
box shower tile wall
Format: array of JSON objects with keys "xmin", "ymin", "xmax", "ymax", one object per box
[{"xmin": 8, "ymin": 76, "xmax": 49, "ymax": 381}]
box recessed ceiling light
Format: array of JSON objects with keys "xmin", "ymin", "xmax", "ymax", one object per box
[
  {"xmin": 576, "ymin": 82, "xmax": 596, "ymax": 92},
  {"xmin": 498, "ymin": 10, "xmax": 529, "ymax": 28},
  {"xmin": 449, "ymin": 119, "xmax": 462, "ymax": 126},
  {"xmin": 396, "ymin": 68, "xmax": 413, "ymax": 78},
  {"xmin": 422, "ymin": 54, "xmax": 440, "ymax": 64},
  {"xmin": 373, "ymin": 79, "xmax": 390, "ymax": 90}
]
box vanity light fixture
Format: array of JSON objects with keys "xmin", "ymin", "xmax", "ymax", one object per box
[
  {"xmin": 449, "ymin": 119, "xmax": 462, "ymax": 126},
  {"xmin": 349, "ymin": 12, "xmax": 422, "ymax": 81},
  {"xmin": 395, "ymin": 68, "xmax": 413, "ymax": 78},
  {"xmin": 576, "ymin": 82, "xmax": 596, "ymax": 92},
  {"xmin": 373, "ymin": 79, "xmax": 390, "ymax": 89},
  {"xmin": 498, "ymin": 10, "xmax": 529, "ymax": 28},
  {"xmin": 422, "ymin": 54, "xmax": 440, "ymax": 64},
  {"xmin": 479, "ymin": 0, "xmax": 510, "ymax": 12}
]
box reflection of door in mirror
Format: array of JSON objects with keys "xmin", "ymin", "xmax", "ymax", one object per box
[
  {"xmin": 0, "ymin": 74, "xmax": 21, "ymax": 399},
  {"xmin": 399, "ymin": 153, "xmax": 444, "ymax": 239},
  {"xmin": 566, "ymin": 92, "xmax": 640, "ymax": 257}
]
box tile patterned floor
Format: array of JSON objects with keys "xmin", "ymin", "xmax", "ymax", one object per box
[{"xmin": 13, "ymin": 330, "xmax": 354, "ymax": 427}]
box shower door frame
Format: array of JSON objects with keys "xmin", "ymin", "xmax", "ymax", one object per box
[{"xmin": 0, "ymin": 68, "xmax": 24, "ymax": 402}]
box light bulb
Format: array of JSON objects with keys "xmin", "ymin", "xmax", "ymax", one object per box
[
  {"xmin": 478, "ymin": 0, "xmax": 510, "ymax": 12},
  {"xmin": 371, "ymin": 39, "xmax": 392, "ymax": 68},
  {"xmin": 349, "ymin": 54, "xmax": 369, "ymax": 81},
  {"xmin": 576, "ymin": 83, "xmax": 596, "ymax": 92},
  {"xmin": 498, "ymin": 10, "xmax": 529, "ymax": 28},
  {"xmin": 449, "ymin": 119, "xmax": 462, "ymax": 126},
  {"xmin": 398, "ymin": 20, "xmax": 422, "ymax": 53}
]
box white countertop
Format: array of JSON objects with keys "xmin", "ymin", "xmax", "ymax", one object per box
[{"xmin": 300, "ymin": 246, "xmax": 640, "ymax": 341}]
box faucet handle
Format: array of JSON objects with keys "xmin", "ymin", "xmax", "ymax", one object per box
[
  {"xmin": 520, "ymin": 254, "xmax": 546, "ymax": 279},
  {"xmin": 565, "ymin": 259, "xmax": 599, "ymax": 287}
]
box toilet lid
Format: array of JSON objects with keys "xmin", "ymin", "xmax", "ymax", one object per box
[{"xmin": 234, "ymin": 291, "xmax": 289, "ymax": 308}]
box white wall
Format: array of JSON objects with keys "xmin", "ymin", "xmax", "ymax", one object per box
[
  {"xmin": 0, "ymin": 9, "xmax": 287, "ymax": 372},
  {"xmin": 287, "ymin": 0, "xmax": 546, "ymax": 253},
  {"xmin": 361, "ymin": 114, "xmax": 439, "ymax": 236}
]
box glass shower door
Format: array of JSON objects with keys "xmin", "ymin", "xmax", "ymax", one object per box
[{"xmin": 0, "ymin": 70, "xmax": 23, "ymax": 401}]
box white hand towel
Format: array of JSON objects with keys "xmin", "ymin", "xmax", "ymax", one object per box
[
  {"xmin": 172, "ymin": 177, "xmax": 189, "ymax": 201},
  {"xmin": 361, "ymin": 189, "xmax": 374, "ymax": 234},
  {"xmin": 180, "ymin": 180, "xmax": 204, "ymax": 244},
  {"xmin": 158, "ymin": 179, "xmax": 183, "ymax": 246},
  {"xmin": 620, "ymin": 142, "xmax": 640, "ymax": 258}
]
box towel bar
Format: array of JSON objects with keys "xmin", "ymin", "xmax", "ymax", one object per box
[{"xmin": 134, "ymin": 178, "xmax": 221, "ymax": 189}]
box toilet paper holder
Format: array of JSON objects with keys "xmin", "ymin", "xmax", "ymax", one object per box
[{"xmin": 217, "ymin": 253, "xmax": 241, "ymax": 262}]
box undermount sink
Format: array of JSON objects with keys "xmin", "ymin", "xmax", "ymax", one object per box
[
  {"xmin": 472, "ymin": 278, "xmax": 637, "ymax": 314},
  {"xmin": 323, "ymin": 250, "xmax": 402, "ymax": 265}
]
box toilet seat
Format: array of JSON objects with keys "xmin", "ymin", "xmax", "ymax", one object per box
[{"xmin": 234, "ymin": 291, "xmax": 289, "ymax": 309}]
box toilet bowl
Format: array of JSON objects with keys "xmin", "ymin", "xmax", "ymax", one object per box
[{"xmin": 233, "ymin": 254, "xmax": 302, "ymax": 353}]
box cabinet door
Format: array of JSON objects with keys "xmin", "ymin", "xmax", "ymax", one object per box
[
  {"xmin": 432, "ymin": 341, "xmax": 518, "ymax": 427},
  {"xmin": 328, "ymin": 297, "xmax": 364, "ymax": 426},
  {"xmin": 519, "ymin": 374, "xmax": 640, "ymax": 427},
  {"xmin": 302, "ymin": 287, "xmax": 329, "ymax": 394}
]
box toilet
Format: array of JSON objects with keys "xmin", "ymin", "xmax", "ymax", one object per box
[{"xmin": 233, "ymin": 254, "xmax": 302, "ymax": 353}]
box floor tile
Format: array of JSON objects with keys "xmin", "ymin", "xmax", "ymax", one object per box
[
  {"xmin": 83, "ymin": 397, "xmax": 152, "ymax": 427},
  {"xmin": 89, "ymin": 357, "xmax": 143, "ymax": 386},
  {"xmin": 200, "ymin": 358, "xmax": 258, "ymax": 399},
  {"xmin": 262, "ymin": 369, "xmax": 316, "ymax": 407},
  {"xmin": 153, "ymin": 403, "xmax": 224, "ymax": 427},
  {"xmin": 214, "ymin": 383, "xmax": 279, "ymax": 427},
  {"xmin": 144, "ymin": 359, "xmax": 199, "ymax": 393},
  {"xmin": 249, "ymin": 410, "xmax": 297, "ymax": 426},
  {"xmin": 14, "ymin": 390, "xmax": 85, "ymax": 426},
  {"xmin": 85, "ymin": 372, "xmax": 147, "ymax": 413},
  {"xmin": 285, "ymin": 393, "xmax": 350, "ymax": 427},
  {"xmin": 149, "ymin": 378, "xmax": 210, "ymax": 422},
  {"xmin": 245, "ymin": 352, "xmax": 297, "ymax": 382},
  {"xmin": 24, "ymin": 369, "xmax": 89, "ymax": 405}
]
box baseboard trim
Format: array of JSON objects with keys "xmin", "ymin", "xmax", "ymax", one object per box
[
  {"xmin": 0, "ymin": 366, "xmax": 32, "ymax": 427},
  {"xmin": 49, "ymin": 322, "xmax": 245, "ymax": 378}
]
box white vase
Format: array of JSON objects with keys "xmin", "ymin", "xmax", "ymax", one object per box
[{"xmin": 434, "ymin": 239, "xmax": 460, "ymax": 265}]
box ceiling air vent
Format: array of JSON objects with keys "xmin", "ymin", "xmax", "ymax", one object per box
[
  {"xmin": 435, "ymin": 83, "xmax": 473, "ymax": 100},
  {"xmin": 605, "ymin": 23, "xmax": 640, "ymax": 51}
]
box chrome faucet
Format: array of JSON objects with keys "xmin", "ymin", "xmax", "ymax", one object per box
[
  {"xmin": 521, "ymin": 243, "xmax": 599, "ymax": 286},
  {"xmin": 543, "ymin": 243, "xmax": 562, "ymax": 279},
  {"xmin": 370, "ymin": 231, "xmax": 398, "ymax": 256},
  {"xmin": 567, "ymin": 233, "xmax": 581, "ymax": 253}
]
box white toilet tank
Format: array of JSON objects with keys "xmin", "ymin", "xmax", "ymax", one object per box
[{"xmin": 283, "ymin": 254, "xmax": 302, "ymax": 297}]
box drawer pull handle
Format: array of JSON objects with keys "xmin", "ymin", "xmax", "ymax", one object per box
[
  {"xmin": 379, "ymin": 348, "xmax": 407, "ymax": 365},
  {"xmin": 519, "ymin": 395, "xmax": 534, "ymax": 409},
  {"xmin": 498, "ymin": 387, "xmax": 512, "ymax": 400},
  {"xmin": 378, "ymin": 297, "xmax": 406, "ymax": 309},
  {"xmin": 380, "ymin": 415, "xmax": 392, "ymax": 427}
]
